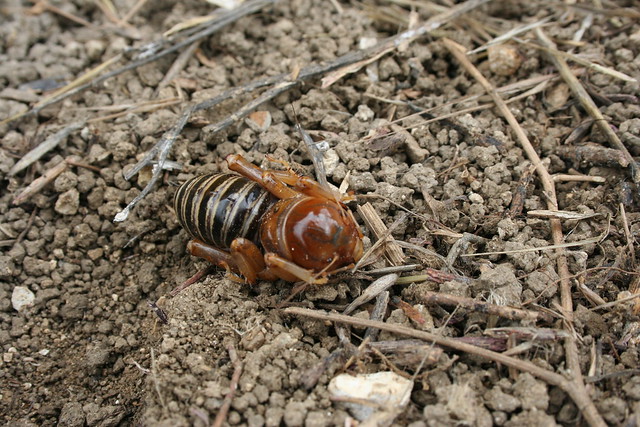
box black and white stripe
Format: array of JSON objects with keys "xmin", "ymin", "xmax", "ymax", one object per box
[{"xmin": 174, "ymin": 173, "xmax": 276, "ymax": 249}]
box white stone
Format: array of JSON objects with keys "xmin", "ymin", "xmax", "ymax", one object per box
[
  {"xmin": 328, "ymin": 371, "xmax": 413, "ymax": 424},
  {"xmin": 12, "ymin": 286, "xmax": 35, "ymax": 312}
]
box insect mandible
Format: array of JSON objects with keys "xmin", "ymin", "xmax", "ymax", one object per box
[{"xmin": 173, "ymin": 154, "xmax": 364, "ymax": 284}]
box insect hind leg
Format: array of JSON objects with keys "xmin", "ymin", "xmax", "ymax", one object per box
[{"xmin": 226, "ymin": 154, "xmax": 298, "ymax": 199}]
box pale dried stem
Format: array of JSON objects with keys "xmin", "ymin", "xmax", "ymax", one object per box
[
  {"xmin": 9, "ymin": 121, "xmax": 85, "ymax": 176},
  {"xmin": 28, "ymin": 0, "xmax": 93, "ymax": 27},
  {"xmin": 357, "ymin": 203, "xmax": 406, "ymax": 266},
  {"xmin": 156, "ymin": 40, "xmax": 201, "ymax": 92},
  {"xmin": 620, "ymin": 203, "xmax": 635, "ymax": 264},
  {"xmin": 442, "ymin": 38, "xmax": 605, "ymax": 427},
  {"xmin": 118, "ymin": 0, "xmax": 148, "ymax": 25},
  {"xmin": 553, "ymin": 174, "xmax": 605, "ymax": 183}
]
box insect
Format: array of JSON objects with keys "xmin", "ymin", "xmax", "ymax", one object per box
[{"xmin": 173, "ymin": 154, "xmax": 364, "ymax": 284}]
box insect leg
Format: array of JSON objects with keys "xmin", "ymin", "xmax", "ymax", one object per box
[
  {"xmin": 230, "ymin": 237, "xmax": 277, "ymax": 284},
  {"xmin": 226, "ymin": 154, "xmax": 298, "ymax": 199},
  {"xmin": 268, "ymin": 171, "xmax": 340, "ymax": 201},
  {"xmin": 187, "ymin": 239, "xmax": 236, "ymax": 271},
  {"xmin": 264, "ymin": 253, "xmax": 329, "ymax": 285}
]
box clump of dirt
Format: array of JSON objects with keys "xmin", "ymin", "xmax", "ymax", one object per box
[{"xmin": 1, "ymin": 0, "xmax": 640, "ymax": 425}]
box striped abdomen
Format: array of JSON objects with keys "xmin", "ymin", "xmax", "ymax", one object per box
[{"xmin": 174, "ymin": 174, "xmax": 276, "ymax": 249}]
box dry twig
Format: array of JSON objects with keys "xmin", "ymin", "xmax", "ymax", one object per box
[
  {"xmin": 9, "ymin": 121, "xmax": 85, "ymax": 176},
  {"xmin": 212, "ymin": 344, "xmax": 243, "ymax": 427},
  {"xmin": 409, "ymin": 289, "xmax": 552, "ymax": 323}
]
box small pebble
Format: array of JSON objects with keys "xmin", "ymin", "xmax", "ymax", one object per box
[
  {"xmin": 488, "ymin": 44, "xmax": 522, "ymax": 76},
  {"xmin": 55, "ymin": 188, "xmax": 80, "ymax": 215},
  {"xmin": 12, "ymin": 286, "xmax": 35, "ymax": 312}
]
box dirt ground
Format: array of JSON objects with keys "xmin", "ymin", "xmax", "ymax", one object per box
[{"xmin": 1, "ymin": 0, "xmax": 640, "ymax": 425}]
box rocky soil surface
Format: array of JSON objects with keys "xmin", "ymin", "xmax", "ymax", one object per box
[{"xmin": 1, "ymin": 0, "xmax": 640, "ymax": 426}]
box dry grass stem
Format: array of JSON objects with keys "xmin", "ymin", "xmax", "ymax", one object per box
[
  {"xmin": 118, "ymin": 0, "xmax": 149, "ymax": 26},
  {"xmin": 343, "ymin": 274, "xmax": 398, "ymax": 315},
  {"xmin": 466, "ymin": 16, "xmax": 552, "ymax": 55},
  {"xmin": 589, "ymin": 292, "xmax": 640, "ymax": 312},
  {"xmin": 527, "ymin": 210, "xmax": 601, "ymax": 220},
  {"xmin": 578, "ymin": 282, "xmax": 607, "ymax": 307},
  {"xmin": 553, "ymin": 174, "xmax": 606, "ymax": 183},
  {"xmin": 461, "ymin": 228, "xmax": 606, "ymax": 257},
  {"xmin": 620, "ymin": 203, "xmax": 635, "ymax": 264},
  {"xmin": 357, "ymin": 203, "xmax": 406, "ymax": 266},
  {"xmin": 12, "ymin": 156, "xmax": 82, "ymax": 205},
  {"xmin": 157, "ymin": 41, "xmax": 201, "ymax": 91},
  {"xmin": 88, "ymin": 98, "xmax": 182, "ymax": 123},
  {"xmin": 27, "ymin": 0, "xmax": 93, "ymax": 27},
  {"xmin": 517, "ymin": 38, "xmax": 637, "ymax": 83}
]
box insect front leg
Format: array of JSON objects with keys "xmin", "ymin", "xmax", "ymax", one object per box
[{"xmin": 264, "ymin": 253, "xmax": 329, "ymax": 285}]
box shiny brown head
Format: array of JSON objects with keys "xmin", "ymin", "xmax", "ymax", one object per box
[{"xmin": 260, "ymin": 197, "xmax": 363, "ymax": 272}]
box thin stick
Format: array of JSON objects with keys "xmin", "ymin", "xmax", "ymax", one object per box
[
  {"xmin": 118, "ymin": 0, "xmax": 148, "ymax": 25},
  {"xmin": 516, "ymin": 38, "xmax": 637, "ymax": 83},
  {"xmin": 212, "ymin": 344, "xmax": 242, "ymax": 427},
  {"xmin": 156, "ymin": 40, "xmax": 201, "ymax": 92},
  {"xmin": 343, "ymin": 274, "xmax": 398, "ymax": 315},
  {"xmin": 15, "ymin": 209, "xmax": 38, "ymax": 244},
  {"xmin": 27, "ymin": 0, "xmax": 93, "ymax": 28},
  {"xmin": 284, "ymin": 307, "xmax": 605, "ymax": 427},
  {"xmin": 535, "ymin": 28, "xmax": 639, "ymax": 182},
  {"xmin": 12, "ymin": 156, "xmax": 83, "ymax": 205},
  {"xmin": 620, "ymin": 203, "xmax": 635, "ymax": 265},
  {"xmin": 410, "ymin": 289, "xmax": 552, "ymax": 323}
]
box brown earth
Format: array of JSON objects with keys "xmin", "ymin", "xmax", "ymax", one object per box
[{"xmin": 1, "ymin": 0, "xmax": 640, "ymax": 426}]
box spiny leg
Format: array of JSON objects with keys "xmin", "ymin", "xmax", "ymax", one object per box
[
  {"xmin": 258, "ymin": 155, "xmax": 342, "ymax": 201},
  {"xmin": 268, "ymin": 170, "xmax": 342, "ymax": 202},
  {"xmin": 226, "ymin": 154, "xmax": 299, "ymax": 199}
]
